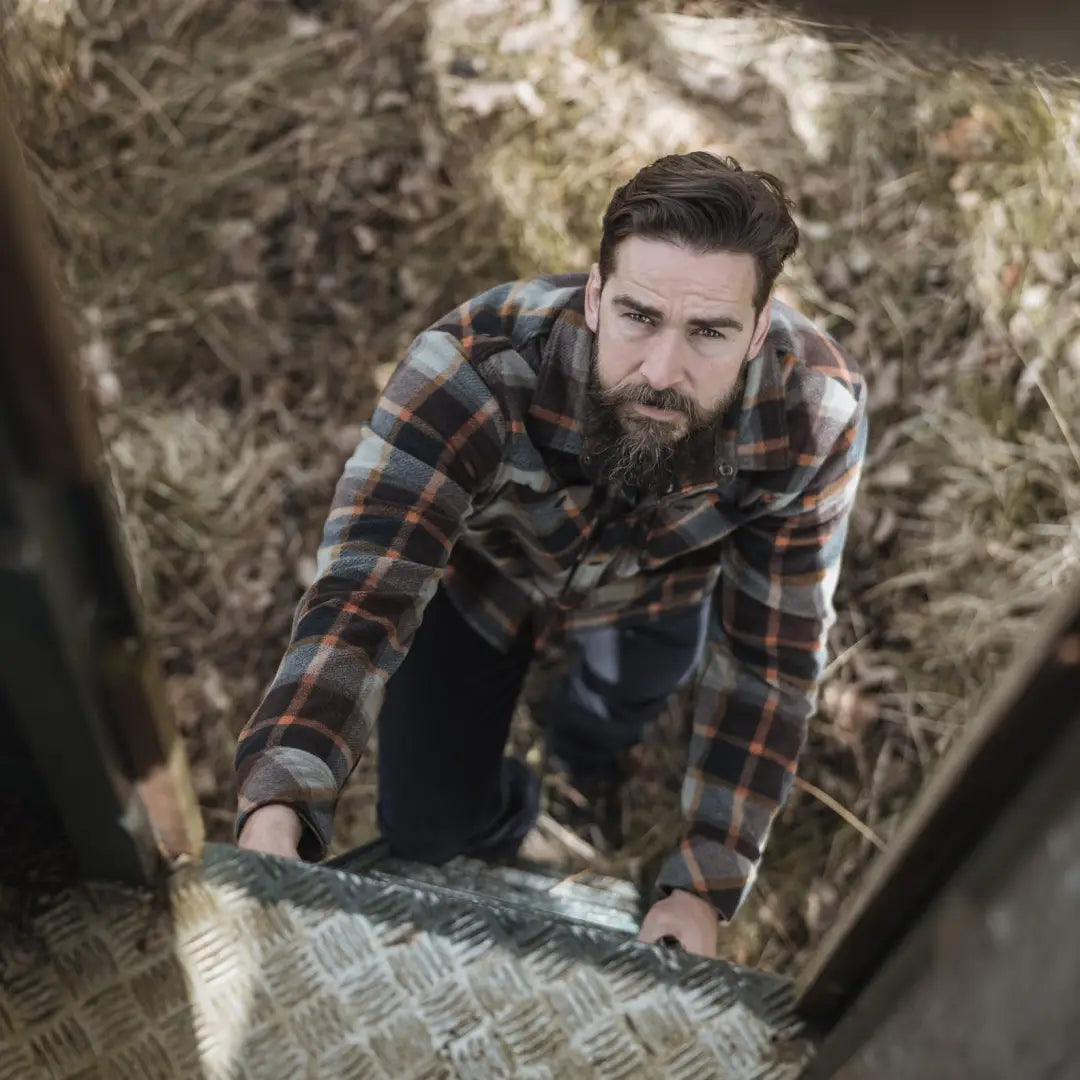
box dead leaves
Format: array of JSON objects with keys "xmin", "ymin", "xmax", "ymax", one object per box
[{"xmin": 930, "ymin": 103, "xmax": 1003, "ymax": 162}]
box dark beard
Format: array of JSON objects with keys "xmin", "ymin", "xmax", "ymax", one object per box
[{"xmin": 582, "ymin": 342, "xmax": 745, "ymax": 497}]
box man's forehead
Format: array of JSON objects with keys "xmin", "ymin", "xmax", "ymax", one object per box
[{"xmin": 608, "ymin": 236, "xmax": 757, "ymax": 312}]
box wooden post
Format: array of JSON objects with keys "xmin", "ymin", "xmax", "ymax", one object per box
[
  {"xmin": 0, "ymin": 90, "xmax": 203, "ymax": 881},
  {"xmin": 798, "ymin": 581, "xmax": 1080, "ymax": 1024},
  {"xmin": 799, "ymin": 580, "xmax": 1080, "ymax": 1075},
  {"xmin": 805, "ymin": 692, "xmax": 1080, "ymax": 1078}
]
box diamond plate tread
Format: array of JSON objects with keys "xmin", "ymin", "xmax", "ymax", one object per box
[
  {"xmin": 356, "ymin": 853, "xmax": 644, "ymax": 935},
  {"xmin": 0, "ymin": 844, "xmax": 814, "ymax": 1079}
]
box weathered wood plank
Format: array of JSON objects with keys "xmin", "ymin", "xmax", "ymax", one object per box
[
  {"xmin": 0, "ymin": 91, "xmax": 203, "ymax": 879},
  {"xmin": 798, "ymin": 580, "xmax": 1080, "ymax": 1023},
  {"xmin": 774, "ymin": 0, "xmax": 1080, "ymax": 66},
  {"xmin": 807, "ymin": 704, "xmax": 1080, "ymax": 1079}
]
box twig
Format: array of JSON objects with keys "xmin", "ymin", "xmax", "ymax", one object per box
[
  {"xmin": 1001, "ymin": 335, "xmax": 1080, "ymax": 478},
  {"xmin": 536, "ymin": 811, "xmax": 601, "ymax": 863},
  {"xmin": 549, "ymin": 870, "xmax": 589, "ymax": 895},
  {"xmin": 793, "ymin": 776, "xmax": 887, "ymax": 851},
  {"xmin": 546, "ymin": 772, "xmax": 589, "ymax": 810},
  {"xmin": 374, "ymin": 0, "xmax": 420, "ymax": 32},
  {"xmin": 95, "ymin": 52, "xmax": 185, "ymax": 148},
  {"xmin": 862, "ymin": 568, "xmax": 936, "ymax": 601},
  {"xmin": 822, "ymin": 636, "xmax": 867, "ymax": 680}
]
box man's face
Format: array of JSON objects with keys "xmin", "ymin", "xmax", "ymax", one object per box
[{"xmin": 583, "ymin": 237, "xmax": 771, "ymax": 484}]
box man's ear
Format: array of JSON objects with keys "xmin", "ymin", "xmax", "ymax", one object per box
[
  {"xmin": 748, "ymin": 297, "xmax": 772, "ymax": 357},
  {"xmin": 585, "ymin": 263, "xmax": 602, "ymax": 334}
]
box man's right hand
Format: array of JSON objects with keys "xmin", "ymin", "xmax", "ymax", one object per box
[{"xmin": 237, "ymin": 803, "xmax": 303, "ymax": 859}]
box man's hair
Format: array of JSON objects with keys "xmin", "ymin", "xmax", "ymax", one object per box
[{"xmin": 598, "ymin": 152, "xmax": 799, "ymax": 314}]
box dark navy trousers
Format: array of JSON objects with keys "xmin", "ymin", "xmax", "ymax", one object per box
[{"xmin": 376, "ymin": 587, "xmax": 708, "ymax": 864}]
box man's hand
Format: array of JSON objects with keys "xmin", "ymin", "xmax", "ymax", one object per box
[
  {"xmin": 237, "ymin": 803, "xmax": 303, "ymax": 859},
  {"xmin": 638, "ymin": 889, "xmax": 719, "ymax": 957}
]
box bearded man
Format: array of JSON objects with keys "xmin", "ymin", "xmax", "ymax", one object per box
[{"xmin": 234, "ymin": 151, "xmax": 867, "ymax": 956}]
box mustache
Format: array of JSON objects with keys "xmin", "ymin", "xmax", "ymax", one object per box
[{"xmin": 600, "ymin": 381, "xmax": 700, "ymax": 418}]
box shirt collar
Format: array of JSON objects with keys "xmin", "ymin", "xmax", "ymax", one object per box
[{"xmin": 721, "ymin": 332, "xmax": 792, "ymax": 475}]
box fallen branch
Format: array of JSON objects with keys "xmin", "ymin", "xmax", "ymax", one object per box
[{"xmin": 793, "ymin": 776, "xmax": 887, "ymax": 851}]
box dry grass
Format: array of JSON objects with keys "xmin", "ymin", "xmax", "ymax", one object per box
[{"xmin": 6, "ymin": 0, "xmax": 1080, "ymax": 977}]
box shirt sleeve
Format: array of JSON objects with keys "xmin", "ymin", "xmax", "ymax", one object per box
[
  {"xmin": 234, "ymin": 329, "xmax": 507, "ymax": 857},
  {"xmin": 655, "ymin": 390, "xmax": 868, "ymax": 920}
]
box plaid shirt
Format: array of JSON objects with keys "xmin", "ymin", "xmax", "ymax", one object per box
[{"xmin": 235, "ymin": 273, "xmax": 867, "ymax": 920}]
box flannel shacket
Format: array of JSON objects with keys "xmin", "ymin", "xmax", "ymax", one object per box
[{"xmin": 235, "ymin": 273, "xmax": 867, "ymax": 920}]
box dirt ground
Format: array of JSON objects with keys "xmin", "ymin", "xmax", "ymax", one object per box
[{"xmin": 6, "ymin": 0, "xmax": 1080, "ymax": 974}]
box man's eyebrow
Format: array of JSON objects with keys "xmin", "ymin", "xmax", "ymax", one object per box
[
  {"xmin": 611, "ymin": 293, "xmax": 743, "ymax": 333},
  {"xmin": 611, "ymin": 293, "xmax": 665, "ymax": 321},
  {"xmin": 688, "ymin": 313, "xmax": 743, "ymax": 333}
]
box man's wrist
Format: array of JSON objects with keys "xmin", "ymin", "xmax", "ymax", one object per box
[
  {"xmin": 239, "ymin": 802, "xmax": 303, "ymax": 849},
  {"xmin": 672, "ymin": 887, "xmax": 717, "ymax": 916},
  {"xmin": 671, "ymin": 888, "xmax": 720, "ymax": 934}
]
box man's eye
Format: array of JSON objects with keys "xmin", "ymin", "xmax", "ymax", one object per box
[
  {"xmin": 696, "ymin": 327, "xmax": 725, "ymax": 340},
  {"xmin": 624, "ymin": 311, "xmax": 653, "ymax": 325}
]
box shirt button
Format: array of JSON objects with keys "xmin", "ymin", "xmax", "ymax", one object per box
[{"xmin": 718, "ymin": 462, "xmax": 736, "ymax": 479}]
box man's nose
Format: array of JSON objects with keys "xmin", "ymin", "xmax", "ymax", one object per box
[{"xmin": 639, "ymin": 332, "xmax": 682, "ymax": 390}]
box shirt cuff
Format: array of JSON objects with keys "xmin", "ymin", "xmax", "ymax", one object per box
[
  {"xmin": 653, "ymin": 834, "xmax": 757, "ymax": 923},
  {"xmin": 234, "ymin": 746, "xmax": 336, "ymax": 861}
]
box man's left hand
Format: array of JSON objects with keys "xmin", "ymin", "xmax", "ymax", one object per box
[{"xmin": 638, "ymin": 889, "xmax": 719, "ymax": 957}]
